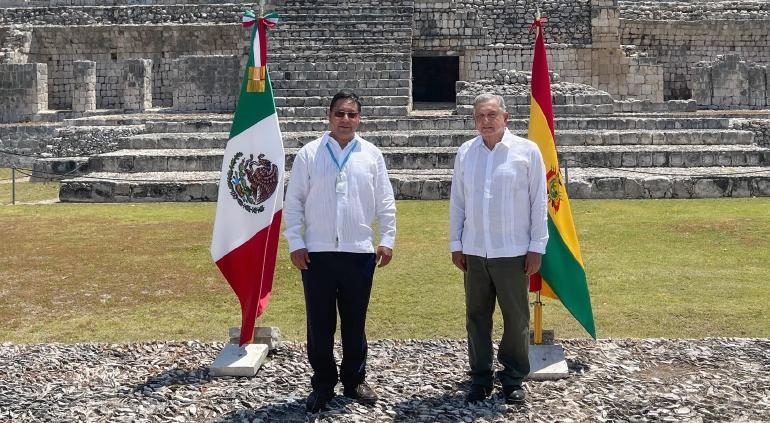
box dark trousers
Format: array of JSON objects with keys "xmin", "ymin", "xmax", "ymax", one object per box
[
  {"xmin": 464, "ymin": 254, "xmax": 530, "ymax": 388},
  {"xmin": 302, "ymin": 252, "xmax": 376, "ymax": 393}
]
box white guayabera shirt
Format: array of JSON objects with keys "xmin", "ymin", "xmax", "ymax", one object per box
[
  {"xmin": 284, "ymin": 131, "xmax": 396, "ymax": 254},
  {"xmin": 449, "ymin": 129, "xmax": 549, "ymax": 258}
]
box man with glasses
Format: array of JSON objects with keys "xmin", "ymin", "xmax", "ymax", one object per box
[
  {"xmin": 284, "ymin": 91, "xmax": 397, "ymax": 413},
  {"xmin": 449, "ymin": 93, "xmax": 548, "ymax": 405}
]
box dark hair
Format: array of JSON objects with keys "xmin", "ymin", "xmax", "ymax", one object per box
[{"xmin": 329, "ymin": 91, "xmax": 362, "ymax": 113}]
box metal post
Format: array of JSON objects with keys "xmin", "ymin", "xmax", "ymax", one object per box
[
  {"xmin": 533, "ymin": 290, "xmax": 543, "ymax": 345},
  {"xmin": 11, "ymin": 167, "xmax": 16, "ymax": 205}
]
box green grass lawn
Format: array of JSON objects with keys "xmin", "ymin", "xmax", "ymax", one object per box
[
  {"xmin": 0, "ymin": 168, "xmax": 60, "ymax": 205},
  {"xmin": 1, "ymin": 198, "xmax": 769, "ymax": 343}
]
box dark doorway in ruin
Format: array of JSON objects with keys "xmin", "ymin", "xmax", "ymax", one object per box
[{"xmin": 412, "ymin": 56, "xmax": 459, "ymax": 104}]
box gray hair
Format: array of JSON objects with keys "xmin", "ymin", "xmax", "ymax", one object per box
[{"xmin": 473, "ymin": 93, "xmax": 506, "ymax": 112}]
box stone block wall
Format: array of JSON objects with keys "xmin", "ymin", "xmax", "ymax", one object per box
[
  {"xmin": 692, "ymin": 54, "xmax": 769, "ymax": 108},
  {"xmin": 0, "ymin": 26, "xmax": 32, "ymax": 64},
  {"xmin": 122, "ymin": 59, "xmax": 153, "ymax": 111},
  {"xmin": 413, "ymin": 0, "xmax": 664, "ymax": 101},
  {"xmin": 620, "ymin": 19, "xmax": 770, "ymax": 100},
  {"xmin": 72, "ymin": 60, "xmax": 96, "ymax": 112},
  {"xmin": 0, "ymin": 0, "xmax": 251, "ymax": 7},
  {"xmin": 0, "ymin": 125, "xmax": 58, "ymax": 167},
  {"xmin": 463, "ymin": 44, "xmax": 663, "ymax": 101},
  {"xmin": 172, "ymin": 55, "xmax": 240, "ymax": 112},
  {"xmin": 626, "ymin": 56, "xmax": 664, "ymax": 102},
  {"xmin": 413, "ymin": 0, "xmax": 592, "ymax": 50},
  {"xmin": 0, "ymin": 63, "xmax": 47, "ymax": 123},
  {"xmin": 27, "ymin": 24, "xmax": 242, "ymax": 109}
]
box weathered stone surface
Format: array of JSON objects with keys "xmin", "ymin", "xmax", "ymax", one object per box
[{"xmin": 0, "ymin": 338, "xmax": 768, "ymax": 422}]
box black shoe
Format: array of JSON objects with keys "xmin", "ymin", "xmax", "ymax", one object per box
[
  {"xmin": 465, "ymin": 384, "xmax": 492, "ymax": 403},
  {"xmin": 502, "ymin": 385, "xmax": 525, "ymax": 404},
  {"xmin": 305, "ymin": 389, "xmax": 334, "ymax": 413},
  {"xmin": 343, "ymin": 382, "xmax": 378, "ymax": 405}
]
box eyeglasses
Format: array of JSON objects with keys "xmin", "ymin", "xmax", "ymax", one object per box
[
  {"xmin": 332, "ymin": 110, "xmax": 360, "ymax": 119},
  {"xmin": 474, "ymin": 112, "xmax": 501, "ymax": 121}
]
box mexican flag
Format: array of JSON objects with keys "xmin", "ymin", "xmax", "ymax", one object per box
[
  {"xmin": 210, "ymin": 11, "xmax": 283, "ymax": 346},
  {"xmin": 527, "ymin": 17, "xmax": 596, "ymax": 339}
]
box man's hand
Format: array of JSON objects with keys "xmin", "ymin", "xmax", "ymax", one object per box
[
  {"xmin": 451, "ymin": 251, "xmax": 466, "ymax": 272},
  {"xmin": 375, "ymin": 246, "xmax": 393, "ymax": 268},
  {"xmin": 290, "ymin": 248, "xmax": 310, "ymax": 270},
  {"xmin": 524, "ymin": 251, "xmax": 542, "ymax": 276}
]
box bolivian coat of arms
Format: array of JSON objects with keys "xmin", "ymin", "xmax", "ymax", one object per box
[
  {"xmin": 546, "ymin": 166, "xmax": 563, "ymax": 212},
  {"xmin": 227, "ymin": 152, "xmax": 279, "ymax": 213}
]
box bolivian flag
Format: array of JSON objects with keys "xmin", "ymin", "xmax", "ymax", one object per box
[
  {"xmin": 211, "ymin": 11, "xmax": 283, "ymax": 346},
  {"xmin": 527, "ymin": 17, "xmax": 596, "ymax": 338}
]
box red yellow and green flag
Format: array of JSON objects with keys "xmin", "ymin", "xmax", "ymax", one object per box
[{"xmin": 527, "ymin": 17, "xmax": 596, "ymax": 339}]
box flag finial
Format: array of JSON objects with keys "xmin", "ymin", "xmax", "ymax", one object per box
[{"xmin": 243, "ymin": 10, "xmax": 279, "ymax": 93}]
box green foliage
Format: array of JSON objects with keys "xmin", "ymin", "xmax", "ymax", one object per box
[{"xmin": 1, "ymin": 199, "xmax": 769, "ymax": 343}]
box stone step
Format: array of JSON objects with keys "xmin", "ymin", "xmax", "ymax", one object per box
[
  {"xmin": 269, "ymin": 61, "xmax": 410, "ymax": 72},
  {"xmin": 276, "ymin": 116, "xmax": 738, "ymax": 133},
  {"xmin": 270, "ymin": 69, "xmax": 410, "ymax": 81},
  {"xmin": 0, "ymin": 4, "xmax": 414, "ymax": 24},
  {"xmin": 279, "ymin": 6, "xmax": 414, "ymax": 15},
  {"xmin": 271, "ymin": 79, "xmax": 410, "ymax": 90},
  {"xmin": 560, "ymin": 144, "xmax": 770, "ymax": 168},
  {"xmin": 458, "ymin": 104, "xmax": 616, "ymax": 116},
  {"xmin": 82, "ymin": 147, "xmax": 455, "ymax": 173},
  {"xmin": 274, "ymin": 96, "xmax": 410, "ymax": 108},
  {"xmin": 277, "ymin": 18, "xmax": 411, "ymax": 27},
  {"xmin": 554, "ymin": 130, "xmax": 754, "ymax": 146},
  {"xmin": 267, "ymin": 44, "xmax": 411, "ymax": 55},
  {"xmin": 76, "ymin": 144, "xmax": 770, "ymax": 176},
  {"xmin": 137, "ymin": 116, "xmax": 744, "ymax": 135},
  {"xmin": 277, "ymin": 105, "xmax": 410, "ymax": 117},
  {"xmin": 272, "ymin": 28, "xmax": 412, "ymax": 39},
  {"xmin": 145, "ymin": 120, "xmax": 233, "ymax": 134},
  {"xmin": 390, "ymin": 167, "xmax": 770, "ymax": 199},
  {"xmin": 120, "ymin": 133, "xmax": 230, "ymax": 150},
  {"xmin": 565, "ymin": 166, "xmax": 770, "ymax": 199},
  {"xmin": 57, "ymin": 166, "xmax": 770, "ymax": 202},
  {"xmin": 66, "ymin": 113, "xmax": 741, "ymax": 134},
  {"xmin": 457, "ymin": 93, "xmax": 615, "ymax": 107},
  {"xmin": 540, "ymin": 116, "xmax": 734, "ymax": 131},
  {"xmin": 269, "ymin": 52, "xmax": 410, "ymax": 63},
  {"xmin": 274, "ymin": 87, "xmax": 411, "ymax": 98},
  {"xmin": 272, "ymin": 37, "xmax": 411, "ymax": 47},
  {"xmin": 119, "ymin": 129, "xmax": 755, "ymax": 150},
  {"xmin": 59, "ymin": 171, "xmax": 221, "ymax": 203}
]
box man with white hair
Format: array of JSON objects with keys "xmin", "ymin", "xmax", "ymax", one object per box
[{"xmin": 449, "ymin": 93, "xmax": 548, "ymax": 404}]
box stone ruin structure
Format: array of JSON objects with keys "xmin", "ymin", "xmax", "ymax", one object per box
[{"xmin": 1, "ymin": 0, "xmax": 769, "ymax": 201}]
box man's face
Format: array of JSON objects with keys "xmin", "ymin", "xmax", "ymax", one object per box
[
  {"xmin": 328, "ymin": 98, "xmax": 361, "ymax": 141},
  {"xmin": 473, "ymin": 100, "xmax": 509, "ymax": 141}
]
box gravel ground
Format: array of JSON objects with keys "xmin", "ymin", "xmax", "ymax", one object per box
[{"xmin": 1, "ymin": 338, "xmax": 769, "ymax": 422}]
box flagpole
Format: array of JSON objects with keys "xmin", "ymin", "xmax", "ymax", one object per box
[{"xmin": 532, "ymin": 8, "xmax": 544, "ymax": 346}]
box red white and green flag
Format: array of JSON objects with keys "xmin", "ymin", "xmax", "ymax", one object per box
[
  {"xmin": 211, "ymin": 11, "xmax": 283, "ymax": 346},
  {"xmin": 527, "ymin": 17, "xmax": 596, "ymax": 338}
]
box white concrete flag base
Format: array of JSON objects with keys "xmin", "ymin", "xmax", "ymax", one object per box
[
  {"xmin": 527, "ymin": 344, "xmax": 569, "ymax": 380},
  {"xmin": 210, "ymin": 343, "xmax": 269, "ymax": 377}
]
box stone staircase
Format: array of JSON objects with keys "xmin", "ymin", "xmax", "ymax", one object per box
[
  {"xmin": 267, "ymin": 1, "xmax": 413, "ymax": 118},
  {"xmin": 51, "ymin": 111, "xmax": 770, "ymax": 201},
  {"xmin": 20, "ymin": 0, "xmax": 770, "ymax": 201}
]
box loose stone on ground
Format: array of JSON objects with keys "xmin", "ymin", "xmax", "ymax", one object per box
[{"xmin": 1, "ymin": 338, "xmax": 768, "ymax": 422}]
